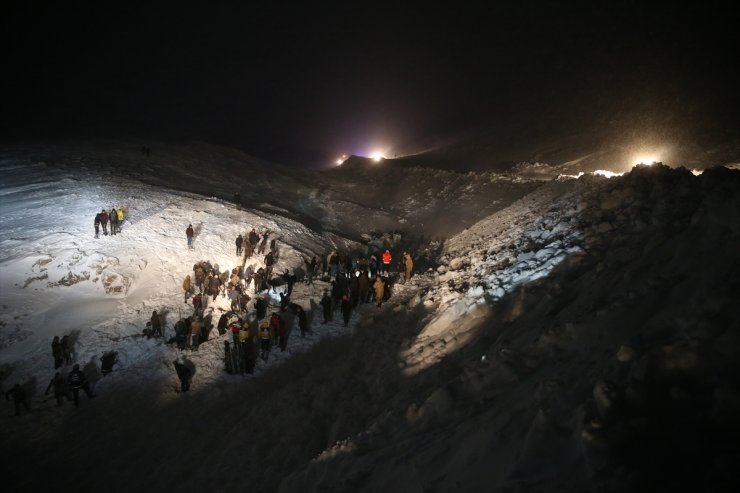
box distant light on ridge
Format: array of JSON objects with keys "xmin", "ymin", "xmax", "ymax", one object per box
[
  {"xmin": 370, "ymin": 152, "xmax": 384, "ymax": 162},
  {"xmin": 632, "ymin": 154, "xmax": 660, "ymax": 166}
]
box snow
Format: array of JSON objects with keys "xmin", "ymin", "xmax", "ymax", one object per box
[{"xmin": 1, "ymin": 142, "xmax": 740, "ymax": 492}]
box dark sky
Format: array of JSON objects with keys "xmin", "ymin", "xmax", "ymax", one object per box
[{"xmin": 3, "ymin": 2, "xmax": 738, "ymax": 167}]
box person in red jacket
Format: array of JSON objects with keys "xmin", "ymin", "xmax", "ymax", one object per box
[{"xmin": 382, "ymin": 250, "xmax": 392, "ymax": 275}]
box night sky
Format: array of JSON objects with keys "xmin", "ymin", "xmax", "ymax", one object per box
[{"xmin": 3, "ymin": 2, "xmax": 738, "ymax": 168}]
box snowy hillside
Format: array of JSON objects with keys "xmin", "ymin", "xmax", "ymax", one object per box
[{"xmin": 1, "ymin": 143, "xmax": 739, "ymax": 493}]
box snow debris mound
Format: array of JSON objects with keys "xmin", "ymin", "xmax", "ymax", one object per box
[{"xmin": 280, "ymin": 165, "xmax": 740, "ymax": 493}]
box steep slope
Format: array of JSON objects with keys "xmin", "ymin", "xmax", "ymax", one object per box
[{"xmin": 278, "ymin": 165, "xmax": 740, "ymax": 492}]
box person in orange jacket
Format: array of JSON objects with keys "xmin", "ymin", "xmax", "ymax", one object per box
[{"xmin": 382, "ymin": 250, "xmax": 392, "ymax": 275}]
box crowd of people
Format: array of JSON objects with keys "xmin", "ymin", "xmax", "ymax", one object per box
[{"xmin": 5, "ymin": 209, "xmax": 417, "ymax": 415}]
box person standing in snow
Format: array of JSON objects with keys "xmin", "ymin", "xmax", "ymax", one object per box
[
  {"xmin": 209, "ymin": 274, "xmax": 221, "ymax": 302},
  {"xmin": 100, "ymin": 351, "xmax": 118, "ymax": 374},
  {"xmin": 259, "ymin": 321, "xmax": 271, "ymax": 361},
  {"xmin": 238, "ymin": 291, "xmax": 250, "ymax": 312},
  {"xmin": 270, "ymin": 237, "xmax": 279, "ymax": 259},
  {"xmin": 302, "ymin": 255, "xmax": 317, "ymax": 285},
  {"xmin": 5, "ymin": 383, "xmax": 31, "ymax": 416},
  {"xmin": 151, "ymin": 310, "xmax": 163, "ymax": 338},
  {"xmin": 341, "ymin": 293, "xmax": 352, "ymax": 327},
  {"xmin": 233, "ymin": 191, "xmax": 241, "ymax": 210},
  {"xmin": 242, "ymin": 324, "xmax": 256, "ymax": 373},
  {"xmin": 381, "ymin": 250, "xmax": 392, "ymax": 276},
  {"xmin": 229, "ymin": 286, "xmax": 240, "ymax": 311},
  {"xmin": 243, "ymin": 235, "xmax": 252, "ymax": 258},
  {"xmin": 186, "ymin": 224, "xmax": 194, "ymax": 249},
  {"xmin": 403, "ymin": 251, "xmax": 414, "ymax": 283},
  {"xmin": 194, "ymin": 264, "xmax": 205, "ymax": 293},
  {"xmin": 373, "ymin": 276, "xmax": 385, "ymax": 307},
  {"xmin": 252, "ymin": 268, "xmax": 264, "ymax": 294},
  {"xmin": 217, "ymin": 312, "xmax": 230, "ymax": 336},
  {"xmin": 52, "ymin": 336, "xmax": 63, "ymax": 369},
  {"xmin": 45, "ymin": 372, "xmax": 68, "ymax": 406},
  {"xmin": 264, "ymin": 251, "xmax": 275, "ymax": 278},
  {"xmin": 255, "ymin": 296, "xmax": 267, "ymax": 319},
  {"xmin": 358, "ymin": 269, "xmax": 370, "ymax": 304},
  {"xmin": 173, "ymin": 360, "xmax": 191, "ymax": 392},
  {"xmin": 182, "ymin": 275, "xmax": 193, "ymax": 302},
  {"xmin": 190, "ymin": 316, "xmax": 202, "ymax": 350},
  {"xmin": 369, "ymin": 254, "xmax": 378, "ymax": 278},
  {"xmin": 94, "ymin": 212, "xmax": 101, "ymax": 238},
  {"xmin": 282, "ymin": 269, "xmax": 296, "ymax": 297},
  {"xmin": 257, "ymin": 232, "xmax": 268, "ymax": 255},
  {"xmin": 116, "ymin": 208, "xmax": 124, "ymax": 233},
  {"xmin": 100, "ymin": 209, "xmax": 109, "ymax": 235},
  {"xmin": 293, "ymin": 304, "xmax": 308, "ymax": 338},
  {"xmin": 235, "ymin": 234, "xmax": 243, "ymax": 256},
  {"xmin": 320, "ymin": 290, "xmax": 332, "ymax": 323},
  {"xmin": 248, "ymin": 228, "xmax": 259, "ymax": 250},
  {"xmin": 67, "ymin": 364, "xmax": 95, "ymax": 407},
  {"xmin": 109, "ymin": 208, "xmax": 118, "ymax": 236}
]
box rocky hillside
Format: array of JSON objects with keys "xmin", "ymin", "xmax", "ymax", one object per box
[{"xmin": 277, "ymin": 165, "xmax": 740, "ymax": 492}]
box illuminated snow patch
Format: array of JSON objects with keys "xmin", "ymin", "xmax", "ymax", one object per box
[{"xmin": 593, "ymin": 169, "xmax": 624, "ymax": 178}]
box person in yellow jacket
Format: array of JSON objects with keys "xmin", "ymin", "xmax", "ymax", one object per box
[
  {"xmin": 238, "ymin": 321, "xmax": 251, "ymax": 342},
  {"xmin": 115, "ymin": 208, "xmax": 124, "ymax": 233}
]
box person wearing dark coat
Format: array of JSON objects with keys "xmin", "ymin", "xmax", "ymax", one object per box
[
  {"xmin": 235, "ymin": 234, "xmax": 243, "ymax": 256},
  {"xmin": 52, "ymin": 335, "xmax": 63, "ymax": 369},
  {"xmin": 279, "ymin": 291, "xmax": 291, "ymax": 312},
  {"xmin": 295, "ymin": 304, "xmax": 309, "ymax": 337},
  {"xmin": 282, "ymin": 270, "xmax": 297, "ymax": 297},
  {"xmin": 94, "ymin": 213, "xmax": 101, "ymax": 238},
  {"xmin": 320, "ymin": 291, "xmax": 332, "ymax": 323},
  {"xmin": 341, "ymin": 294, "xmax": 352, "ymax": 327},
  {"xmin": 255, "ymin": 297, "xmax": 267, "ymax": 319},
  {"xmin": 248, "ymin": 229, "xmax": 259, "ymax": 249},
  {"xmin": 151, "ymin": 310, "xmax": 163, "ymax": 338},
  {"xmin": 358, "ymin": 269, "xmax": 370, "ymax": 304},
  {"xmin": 100, "ymin": 209, "xmax": 109, "ymax": 235},
  {"xmin": 109, "ymin": 208, "xmax": 118, "ymax": 236},
  {"xmin": 45, "ymin": 372, "xmax": 68, "ymax": 406},
  {"xmin": 307, "ymin": 256, "xmax": 317, "ymax": 285},
  {"xmin": 100, "ymin": 351, "xmax": 118, "ymax": 374},
  {"xmin": 5, "ymin": 384, "xmax": 31, "ymax": 416},
  {"xmin": 186, "ymin": 224, "xmax": 194, "ymax": 249},
  {"xmin": 217, "ymin": 313, "xmax": 230, "ymax": 335},
  {"xmin": 209, "ymin": 275, "xmax": 221, "ymax": 301},
  {"xmin": 173, "ymin": 360, "xmax": 191, "ymax": 392},
  {"xmin": 264, "ymin": 252, "xmax": 275, "ymax": 278},
  {"xmin": 67, "ymin": 364, "xmax": 95, "ymax": 407}
]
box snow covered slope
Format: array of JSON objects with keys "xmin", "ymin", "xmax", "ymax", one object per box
[{"xmin": 1, "ymin": 142, "xmax": 739, "ymax": 493}]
